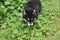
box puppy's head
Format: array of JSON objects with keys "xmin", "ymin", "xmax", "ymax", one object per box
[{"xmin": 23, "ymin": 7, "xmax": 36, "ymax": 26}]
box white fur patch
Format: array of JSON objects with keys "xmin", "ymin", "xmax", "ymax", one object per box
[
  {"xmin": 23, "ymin": 19, "xmax": 27, "ymax": 23},
  {"xmin": 28, "ymin": 22, "xmax": 33, "ymax": 26},
  {"xmin": 28, "ymin": 18, "xmax": 30, "ymax": 20},
  {"xmin": 23, "ymin": 10, "xmax": 26, "ymax": 15},
  {"xmin": 23, "ymin": 19, "xmax": 33, "ymax": 26},
  {"xmin": 33, "ymin": 9, "xmax": 36, "ymax": 14}
]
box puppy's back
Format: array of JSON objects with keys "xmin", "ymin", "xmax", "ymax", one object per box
[{"xmin": 25, "ymin": 0, "xmax": 42, "ymax": 13}]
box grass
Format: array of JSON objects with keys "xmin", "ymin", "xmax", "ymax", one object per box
[{"xmin": 0, "ymin": 0, "xmax": 60, "ymax": 40}]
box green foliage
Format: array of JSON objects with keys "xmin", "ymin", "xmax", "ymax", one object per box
[{"xmin": 0, "ymin": 0, "xmax": 60, "ymax": 40}]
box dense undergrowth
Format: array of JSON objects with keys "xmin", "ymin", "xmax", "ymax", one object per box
[{"xmin": 0, "ymin": 0, "xmax": 60, "ymax": 40}]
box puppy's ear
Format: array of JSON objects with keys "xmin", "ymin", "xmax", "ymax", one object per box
[
  {"xmin": 33, "ymin": 9, "xmax": 36, "ymax": 15},
  {"xmin": 23, "ymin": 10, "xmax": 26, "ymax": 15},
  {"xmin": 33, "ymin": 9, "xmax": 38, "ymax": 18}
]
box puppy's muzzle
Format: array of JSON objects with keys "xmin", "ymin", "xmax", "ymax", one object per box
[{"xmin": 28, "ymin": 22, "xmax": 33, "ymax": 26}]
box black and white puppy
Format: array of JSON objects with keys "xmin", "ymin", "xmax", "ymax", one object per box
[{"xmin": 22, "ymin": 0, "xmax": 42, "ymax": 26}]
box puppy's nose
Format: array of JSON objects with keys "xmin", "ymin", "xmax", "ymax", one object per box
[{"xmin": 28, "ymin": 22, "xmax": 33, "ymax": 26}]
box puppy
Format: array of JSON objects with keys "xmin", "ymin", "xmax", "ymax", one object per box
[{"xmin": 22, "ymin": 0, "xmax": 42, "ymax": 26}]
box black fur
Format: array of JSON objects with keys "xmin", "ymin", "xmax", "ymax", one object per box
[{"xmin": 22, "ymin": 0, "xmax": 42, "ymax": 26}]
